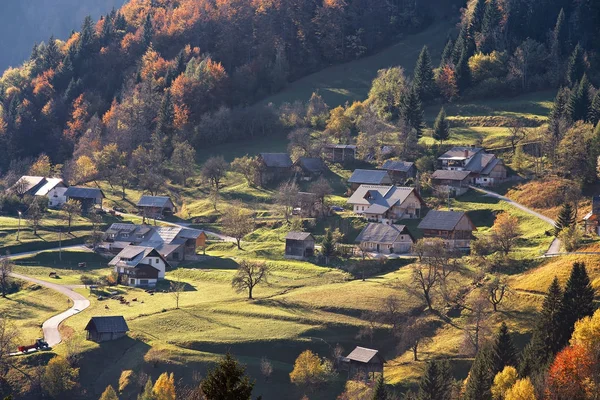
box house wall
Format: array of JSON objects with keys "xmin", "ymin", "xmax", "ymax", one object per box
[
  {"xmin": 455, "ymin": 216, "xmax": 474, "ymax": 232},
  {"xmin": 361, "ymin": 236, "xmax": 413, "ymax": 254},
  {"xmin": 47, "ymin": 187, "xmax": 67, "ymax": 208},
  {"xmin": 488, "ymin": 164, "xmax": 507, "ymax": 179},
  {"xmin": 391, "ymin": 192, "xmax": 421, "ymax": 219},
  {"xmin": 141, "ymin": 256, "xmax": 166, "ymax": 278},
  {"xmin": 126, "ymin": 277, "xmax": 158, "ymax": 287}
]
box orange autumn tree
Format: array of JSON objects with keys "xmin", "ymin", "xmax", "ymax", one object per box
[
  {"xmin": 64, "ymin": 94, "xmax": 89, "ymax": 139},
  {"xmin": 546, "ymin": 345, "xmax": 595, "ymax": 400}
]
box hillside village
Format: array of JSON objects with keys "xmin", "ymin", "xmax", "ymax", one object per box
[{"xmin": 1, "ymin": 0, "xmax": 600, "ymax": 399}]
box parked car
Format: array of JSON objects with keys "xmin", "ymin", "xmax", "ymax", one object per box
[
  {"xmin": 330, "ymin": 206, "xmax": 344, "ymax": 212},
  {"xmin": 113, "ymin": 206, "xmax": 126, "ymax": 213}
]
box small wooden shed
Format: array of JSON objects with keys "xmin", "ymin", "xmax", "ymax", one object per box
[
  {"xmin": 285, "ymin": 232, "xmax": 315, "ymax": 260},
  {"xmin": 84, "ymin": 316, "xmax": 129, "ymax": 343},
  {"xmin": 342, "ymin": 346, "xmax": 385, "ymax": 380}
]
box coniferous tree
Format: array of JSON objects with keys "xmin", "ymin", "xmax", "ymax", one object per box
[
  {"xmin": 558, "ymin": 262, "xmax": 595, "ymax": 348},
  {"xmin": 567, "ymin": 44, "xmax": 586, "ymax": 87},
  {"xmin": 555, "ymin": 203, "xmax": 576, "ymax": 236},
  {"xmin": 143, "ymin": 13, "xmax": 154, "ymax": 48},
  {"xmin": 567, "ymin": 74, "xmax": 592, "ymax": 122},
  {"xmin": 401, "ymin": 88, "xmax": 424, "ymax": 139},
  {"xmin": 418, "ymin": 360, "xmax": 452, "ymax": 400},
  {"xmin": 439, "ymin": 37, "xmax": 455, "ymax": 68},
  {"xmin": 491, "ymin": 322, "xmax": 517, "ymax": 375},
  {"xmin": 433, "ymin": 108, "xmax": 450, "ymax": 145},
  {"xmin": 200, "ymin": 353, "xmax": 255, "ymax": 400},
  {"xmin": 480, "ymin": 0, "xmax": 502, "ymax": 53},
  {"xmin": 590, "ymin": 91, "xmax": 600, "ymax": 127},
  {"xmin": 413, "ymin": 46, "xmax": 437, "ymax": 102},
  {"xmin": 43, "ymin": 35, "xmax": 61, "ymax": 70},
  {"xmin": 464, "ymin": 345, "xmax": 494, "ymax": 400},
  {"xmin": 372, "ymin": 375, "xmax": 387, "ymax": 400},
  {"xmin": 470, "ymin": 0, "xmax": 486, "ymax": 32},
  {"xmin": 549, "ymin": 87, "xmax": 570, "ymax": 140},
  {"xmin": 455, "ymin": 49, "xmax": 471, "ymax": 94},
  {"xmin": 155, "ymin": 90, "xmax": 175, "ymax": 155},
  {"xmin": 550, "ymin": 9, "xmax": 568, "ymax": 86}
]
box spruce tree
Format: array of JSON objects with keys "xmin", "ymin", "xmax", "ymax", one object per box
[
  {"xmin": 433, "ymin": 108, "xmax": 450, "ymax": 145},
  {"xmin": 418, "ymin": 360, "xmax": 452, "ymax": 400},
  {"xmin": 413, "ymin": 46, "xmax": 437, "ymax": 102},
  {"xmin": 470, "ymin": 0, "xmax": 486, "ymax": 32},
  {"xmin": 401, "ymin": 88, "xmax": 424, "ymax": 139},
  {"xmin": 491, "ymin": 322, "xmax": 517, "ymax": 375},
  {"xmin": 567, "ymin": 44, "xmax": 586, "ymax": 87},
  {"xmin": 155, "ymin": 90, "xmax": 175, "ymax": 154},
  {"xmin": 567, "ymin": 74, "xmax": 592, "ymax": 122},
  {"xmin": 558, "ymin": 262, "xmax": 596, "ymax": 348},
  {"xmin": 143, "ymin": 13, "xmax": 154, "ymax": 48},
  {"xmin": 200, "ymin": 353, "xmax": 254, "ymax": 400},
  {"xmin": 372, "ymin": 375, "xmax": 387, "ymax": 400},
  {"xmin": 590, "ymin": 91, "xmax": 600, "ymax": 127},
  {"xmin": 480, "ymin": 0, "xmax": 502, "ymax": 53},
  {"xmin": 550, "ymin": 9, "xmax": 568, "ymax": 86},
  {"xmin": 464, "ymin": 346, "xmax": 493, "ymax": 400},
  {"xmin": 440, "ymin": 37, "xmax": 455, "ymax": 68},
  {"xmin": 455, "ymin": 49, "xmax": 471, "ymax": 94},
  {"xmin": 554, "ymin": 203, "xmax": 575, "ymax": 236},
  {"xmin": 549, "ymin": 87, "xmax": 570, "ymax": 139}
]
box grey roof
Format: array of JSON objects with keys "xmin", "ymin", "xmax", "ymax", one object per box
[
  {"xmin": 381, "ymin": 160, "xmax": 414, "ymax": 173},
  {"xmin": 136, "ymin": 195, "xmax": 174, "ymax": 208},
  {"xmin": 34, "ymin": 178, "xmax": 65, "ymax": 196},
  {"xmin": 14, "ymin": 176, "xmax": 45, "ymax": 193},
  {"xmin": 345, "ymin": 347, "xmax": 383, "ymax": 363},
  {"xmin": 418, "ymin": 210, "xmax": 472, "ymax": 231},
  {"xmin": 355, "ymin": 223, "xmax": 412, "ymax": 244},
  {"xmin": 326, "ymin": 144, "xmax": 357, "ymax": 150},
  {"xmin": 431, "ymin": 170, "xmax": 471, "ymax": 181},
  {"xmin": 85, "ymin": 316, "xmax": 129, "ymax": 334},
  {"xmin": 260, "ymin": 153, "xmax": 293, "ymax": 168},
  {"xmin": 109, "ymin": 245, "xmax": 156, "ymax": 267},
  {"xmin": 347, "ymin": 185, "xmax": 422, "ymax": 214},
  {"xmin": 285, "ymin": 232, "xmax": 315, "ymax": 241},
  {"xmin": 348, "ymin": 170, "xmax": 392, "ymax": 185},
  {"xmin": 480, "ymin": 157, "xmax": 502, "ymax": 175},
  {"xmin": 64, "ymin": 186, "xmax": 105, "ymax": 199},
  {"xmin": 438, "ymin": 146, "xmax": 483, "ymax": 160},
  {"xmin": 297, "ymin": 157, "xmax": 326, "ymax": 174}
]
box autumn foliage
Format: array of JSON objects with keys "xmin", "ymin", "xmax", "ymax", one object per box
[{"xmin": 547, "ymin": 345, "xmax": 595, "ymax": 399}]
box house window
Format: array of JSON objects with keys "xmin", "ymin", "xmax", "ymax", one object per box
[
  {"xmin": 140, "ymin": 279, "xmax": 148, "ymax": 285},
  {"xmin": 122, "ymin": 233, "xmax": 129, "ymax": 238},
  {"xmin": 129, "ymin": 278, "xmax": 135, "ymax": 285},
  {"xmin": 155, "ymin": 258, "xmax": 159, "ymax": 264}
]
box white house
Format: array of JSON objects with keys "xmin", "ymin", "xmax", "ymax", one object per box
[
  {"xmin": 347, "ymin": 185, "xmax": 425, "ymax": 223},
  {"xmin": 108, "ymin": 245, "xmax": 170, "ymax": 287},
  {"xmin": 438, "ymin": 146, "xmax": 507, "ymax": 187},
  {"xmin": 11, "ymin": 176, "xmax": 67, "ymax": 207},
  {"xmin": 355, "ymin": 223, "xmax": 415, "ymax": 254}
]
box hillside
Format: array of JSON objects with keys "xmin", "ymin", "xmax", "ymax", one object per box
[{"xmin": 0, "ymin": 0, "xmax": 126, "ymax": 71}]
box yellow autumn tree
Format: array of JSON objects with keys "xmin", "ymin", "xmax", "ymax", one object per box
[
  {"xmin": 153, "ymin": 372, "xmax": 176, "ymax": 400},
  {"xmin": 29, "ymin": 154, "xmax": 53, "ymax": 177},
  {"xmin": 325, "ymin": 106, "xmax": 352, "ymax": 139},
  {"xmin": 571, "ymin": 308, "xmax": 600, "ymax": 355},
  {"xmin": 505, "ymin": 378, "xmax": 536, "ymax": 400},
  {"xmin": 99, "ymin": 385, "xmax": 119, "ymax": 400},
  {"xmin": 289, "ymin": 350, "xmax": 332, "ymax": 387},
  {"xmin": 72, "ymin": 155, "xmax": 97, "ymax": 184},
  {"xmin": 491, "ymin": 366, "xmax": 518, "ymax": 400}
]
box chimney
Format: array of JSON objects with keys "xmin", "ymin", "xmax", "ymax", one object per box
[{"xmin": 464, "ymin": 149, "xmax": 469, "ymax": 158}]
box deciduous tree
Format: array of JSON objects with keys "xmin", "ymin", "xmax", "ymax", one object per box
[
  {"xmin": 397, "ymin": 316, "xmax": 434, "ymax": 361},
  {"xmin": 0, "ymin": 259, "xmax": 14, "ymax": 298},
  {"xmin": 275, "ymin": 181, "xmax": 299, "ymax": 223},
  {"xmin": 170, "ymin": 140, "xmax": 196, "ymax": 186},
  {"xmin": 504, "ymin": 378, "xmax": 536, "ymax": 400},
  {"xmin": 61, "ymin": 199, "xmax": 81, "ymax": 234},
  {"xmin": 41, "ymin": 356, "xmax": 79, "ymax": 398},
  {"xmin": 201, "ymin": 156, "xmax": 228, "ymax": 190},
  {"xmin": 490, "ymin": 213, "xmax": 521, "ymax": 255},
  {"xmin": 546, "ymin": 345, "xmax": 593, "ymax": 400},
  {"xmin": 289, "ymin": 350, "xmax": 333, "ymax": 387},
  {"xmin": 231, "ymin": 260, "xmax": 269, "ymax": 300},
  {"xmin": 491, "ymin": 366, "xmax": 518, "ymax": 400},
  {"xmin": 153, "ymin": 372, "xmax": 176, "ymax": 400},
  {"xmin": 221, "ymin": 202, "xmax": 254, "ymax": 249},
  {"xmin": 99, "ymin": 385, "xmax": 119, "ymax": 400}
]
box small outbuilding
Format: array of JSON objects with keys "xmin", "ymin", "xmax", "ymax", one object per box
[
  {"xmin": 380, "ymin": 160, "xmax": 417, "ymax": 184},
  {"xmin": 285, "ymin": 232, "xmax": 315, "ymax": 260},
  {"xmin": 355, "ymin": 223, "xmax": 414, "ymax": 254},
  {"xmin": 324, "ymin": 144, "xmax": 357, "ymax": 163},
  {"xmin": 348, "ymin": 169, "xmax": 393, "ymax": 191},
  {"xmin": 84, "ymin": 316, "xmax": 129, "ymax": 342},
  {"xmin": 64, "ymin": 186, "xmax": 105, "ymax": 213},
  {"xmin": 258, "ymin": 153, "xmax": 293, "ymax": 185},
  {"xmin": 136, "ymin": 195, "xmax": 176, "ymax": 219},
  {"xmin": 341, "ymin": 346, "xmax": 385, "ymax": 380},
  {"xmin": 295, "ymin": 157, "xmax": 327, "ymax": 179}
]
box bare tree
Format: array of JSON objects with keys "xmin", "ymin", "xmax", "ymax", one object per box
[
  {"xmin": 11, "ymin": 178, "xmax": 28, "ymax": 198},
  {"xmin": 397, "ymin": 316, "xmax": 434, "ymax": 361},
  {"xmin": 357, "ymin": 311, "xmax": 380, "ymax": 345},
  {"xmin": 28, "ymin": 200, "xmax": 43, "ymax": 235},
  {"xmin": 490, "ymin": 213, "xmax": 521, "ymax": 256},
  {"xmin": 87, "ymin": 213, "xmax": 104, "ymax": 251},
  {"xmin": 486, "ymin": 276, "xmax": 510, "ymax": 312},
  {"xmin": 508, "ymin": 119, "xmax": 527, "ymax": 155},
  {"xmin": 381, "ymin": 295, "xmax": 402, "ymax": 334},
  {"xmin": 309, "ymin": 178, "xmax": 333, "ymax": 216},
  {"xmin": 201, "ymin": 156, "xmax": 228, "ymax": 190},
  {"xmin": 275, "ymin": 181, "xmax": 299, "ymax": 223},
  {"xmin": 260, "ymin": 357, "xmax": 273, "ymax": 382},
  {"xmin": 170, "ymin": 280, "xmax": 186, "ymax": 309},
  {"xmin": 0, "ymin": 316, "xmax": 20, "ymax": 376},
  {"xmin": 0, "ymin": 259, "xmax": 13, "ymax": 298},
  {"xmin": 171, "ymin": 140, "xmax": 196, "ymax": 186},
  {"xmin": 231, "ymin": 260, "xmax": 270, "ymax": 299},
  {"xmin": 221, "ymin": 202, "xmax": 254, "ymax": 249},
  {"xmin": 410, "ymin": 261, "xmax": 440, "ymax": 311},
  {"xmin": 61, "ymin": 199, "xmax": 82, "ymax": 234},
  {"xmin": 462, "ymin": 295, "xmax": 491, "ymax": 356},
  {"xmin": 288, "ymin": 127, "xmax": 314, "ymax": 157}
]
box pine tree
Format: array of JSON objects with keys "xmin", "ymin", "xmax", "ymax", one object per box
[
  {"xmin": 413, "ymin": 46, "xmax": 437, "ymax": 102},
  {"xmin": 200, "ymin": 353, "xmax": 254, "ymax": 400},
  {"xmin": 464, "ymin": 346, "xmax": 494, "ymax": 400},
  {"xmin": 99, "ymin": 385, "xmax": 119, "ymax": 400},
  {"xmin": 550, "ymin": 9, "xmax": 568, "ymax": 86},
  {"xmin": 567, "ymin": 44, "xmax": 586, "ymax": 87},
  {"xmin": 433, "ymin": 108, "xmax": 450, "ymax": 145},
  {"xmin": 401, "ymin": 88, "xmax": 424, "ymax": 139},
  {"xmin": 43, "ymin": 35, "xmax": 61, "ymax": 70},
  {"xmin": 372, "ymin": 375, "xmax": 387, "ymax": 400},
  {"xmin": 455, "ymin": 49, "xmax": 471, "ymax": 94},
  {"xmin": 418, "ymin": 361, "xmax": 452, "ymax": 400},
  {"xmin": 558, "ymin": 262, "xmax": 595, "ymax": 348},
  {"xmin": 143, "ymin": 13, "xmax": 154, "ymax": 48},
  {"xmin": 480, "ymin": 0, "xmax": 502, "ymax": 53},
  {"xmin": 590, "ymin": 91, "xmax": 600, "ymax": 126},
  {"xmin": 549, "ymin": 87, "xmax": 570, "ymax": 140},
  {"xmin": 491, "ymin": 322, "xmax": 517, "ymax": 375},
  {"xmin": 470, "ymin": 0, "xmax": 486, "ymax": 32},
  {"xmin": 155, "ymin": 90, "xmax": 175, "ymax": 155},
  {"xmin": 567, "ymin": 74, "xmax": 592, "ymax": 122},
  {"xmin": 439, "ymin": 37, "xmax": 455, "ymax": 68},
  {"xmin": 321, "ymin": 229, "xmax": 336, "ymax": 263},
  {"xmin": 555, "ymin": 203, "xmax": 575, "ymax": 236}
]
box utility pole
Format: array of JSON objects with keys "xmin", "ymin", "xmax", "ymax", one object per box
[
  {"xmin": 447, "ymin": 185, "xmax": 451, "ymax": 210},
  {"xmin": 17, "ymin": 211, "xmax": 22, "ymax": 241},
  {"xmin": 59, "ymin": 228, "xmax": 62, "ymax": 261}
]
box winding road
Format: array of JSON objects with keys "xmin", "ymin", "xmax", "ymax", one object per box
[{"xmin": 3, "ymin": 246, "xmax": 92, "ymax": 347}]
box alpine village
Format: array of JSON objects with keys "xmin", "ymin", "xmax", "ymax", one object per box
[{"xmin": 1, "ymin": 0, "xmax": 600, "ymax": 399}]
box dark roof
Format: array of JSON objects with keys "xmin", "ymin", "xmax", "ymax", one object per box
[
  {"xmin": 260, "ymin": 153, "xmax": 293, "ymax": 168},
  {"xmin": 64, "ymin": 186, "xmax": 105, "ymax": 199},
  {"xmin": 325, "ymin": 144, "xmax": 357, "ymax": 150},
  {"xmin": 136, "ymin": 195, "xmax": 174, "ymax": 208},
  {"xmin": 418, "ymin": 210, "xmax": 471, "ymax": 231},
  {"xmin": 297, "ymin": 157, "xmax": 326, "ymax": 174},
  {"xmin": 85, "ymin": 316, "xmax": 129, "ymax": 334},
  {"xmin": 285, "ymin": 232, "xmax": 315, "ymax": 241},
  {"xmin": 431, "ymin": 170, "xmax": 471, "ymax": 181},
  {"xmin": 13, "ymin": 176, "xmax": 45, "ymax": 193},
  {"xmin": 348, "ymin": 170, "xmax": 392, "ymax": 185},
  {"xmin": 345, "ymin": 347, "xmax": 383, "ymax": 363},
  {"xmin": 381, "ymin": 160, "xmax": 414, "ymax": 173},
  {"xmin": 355, "ymin": 223, "xmax": 413, "ymax": 244}
]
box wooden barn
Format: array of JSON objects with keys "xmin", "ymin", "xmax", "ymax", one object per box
[
  {"xmin": 341, "ymin": 346, "xmax": 385, "ymax": 380},
  {"xmin": 84, "ymin": 316, "xmax": 129, "ymax": 343},
  {"xmin": 285, "ymin": 232, "xmax": 315, "ymax": 260}
]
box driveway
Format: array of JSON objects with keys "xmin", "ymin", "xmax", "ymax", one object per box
[{"xmin": 3, "ymin": 247, "xmax": 92, "ymax": 347}]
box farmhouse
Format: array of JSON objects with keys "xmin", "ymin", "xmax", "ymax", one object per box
[
  {"xmin": 379, "ymin": 160, "xmax": 417, "ymax": 184},
  {"xmin": 136, "ymin": 195, "xmax": 176, "ymax": 219},
  {"xmin": 417, "ymin": 210, "xmax": 477, "ymax": 249},
  {"xmin": 64, "ymin": 186, "xmax": 105, "ymax": 213},
  {"xmin": 431, "ymin": 170, "xmax": 473, "ymax": 196},
  {"xmin": 341, "ymin": 346, "xmax": 385, "ymax": 380},
  {"xmin": 347, "ymin": 185, "xmax": 424, "ymax": 222},
  {"xmin": 258, "ymin": 153, "xmax": 293, "ymax": 185},
  {"xmin": 438, "ymin": 146, "xmax": 506, "ymax": 186},
  {"xmin": 11, "ymin": 176, "xmax": 67, "ymax": 208},
  {"xmin": 583, "ymin": 196, "xmax": 600, "ymax": 235},
  {"xmin": 285, "ymin": 232, "xmax": 315, "ymax": 260},
  {"xmin": 109, "ymin": 245, "xmax": 170, "ymax": 287},
  {"xmin": 324, "ymin": 144, "xmax": 357, "ymax": 163},
  {"xmin": 348, "ymin": 169, "xmax": 393, "ymax": 191},
  {"xmin": 355, "ymin": 223, "xmax": 414, "ymax": 254},
  {"xmin": 295, "ymin": 157, "xmax": 327, "ymax": 179},
  {"xmin": 103, "ymin": 223, "xmax": 206, "ymax": 263},
  {"xmin": 84, "ymin": 316, "xmax": 129, "ymax": 342}
]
